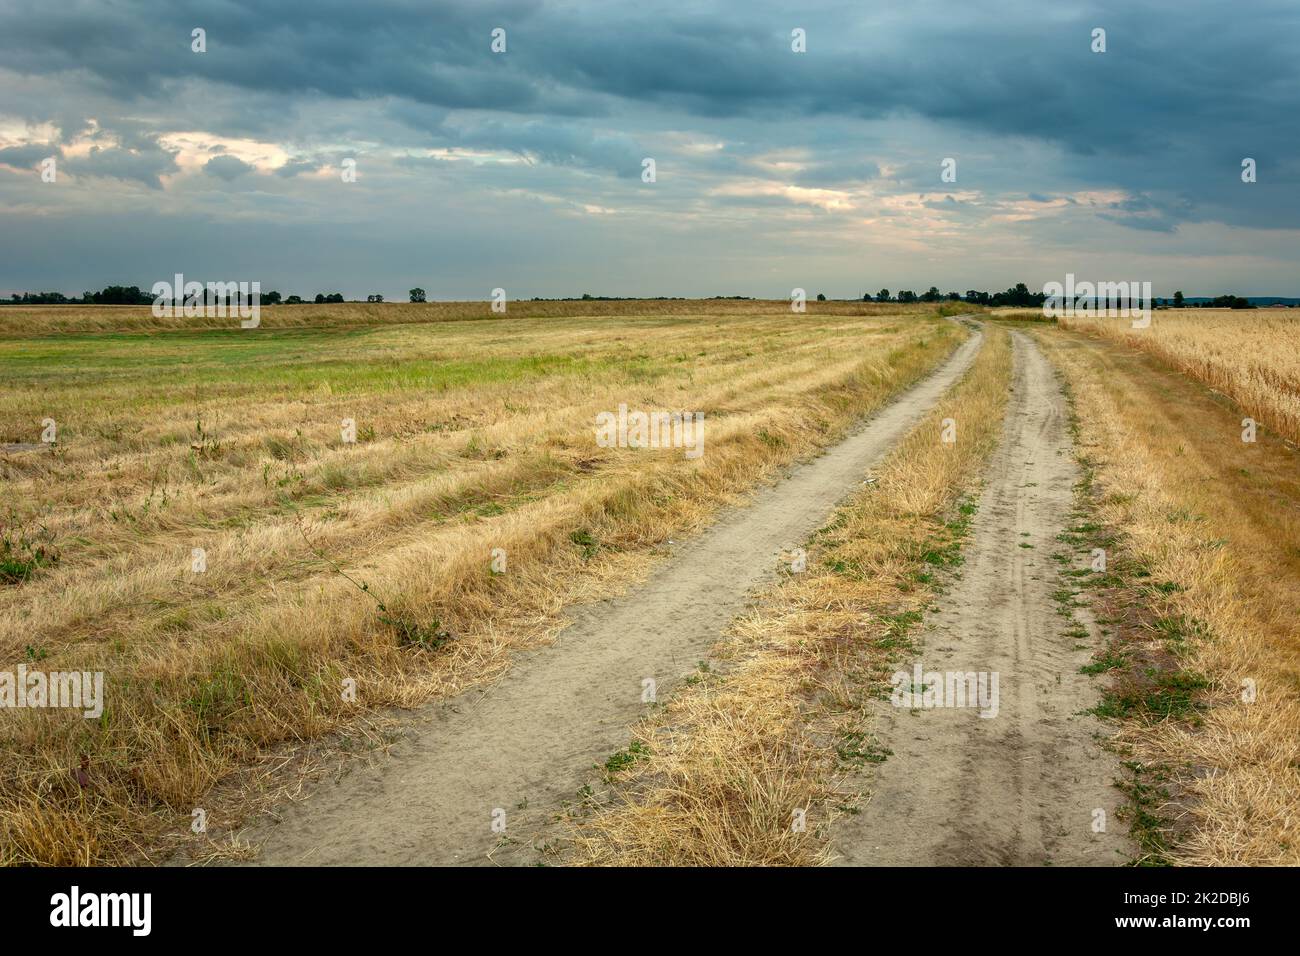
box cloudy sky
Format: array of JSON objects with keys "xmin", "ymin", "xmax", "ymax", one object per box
[{"xmin": 1, "ymin": 0, "xmax": 1297, "ymax": 300}]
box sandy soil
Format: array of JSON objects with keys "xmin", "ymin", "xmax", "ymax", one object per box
[
  {"xmin": 832, "ymin": 331, "xmax": 1132, "ymax": 866},
  {"xmin": 234, "ymin": 326, "xmax": 985, "ymax": 866}
]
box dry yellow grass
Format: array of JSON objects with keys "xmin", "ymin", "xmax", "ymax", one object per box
[
  {"xmin": 0, "ymin": 303, "xmax": 964, "ymax": 865},
  {"xmin": 1033, "ymin": 326, "xmax": 1300, "ymax": 865},
  {"xmin": 566, "ymin": 325, "xmax": 1012, "ymax": 866},
  {"xmin": 1058, "ymin": 308, "xmax": 1300, "ymax": 447},
  {"xmin": 0, "ymin": 298, "xmax": 942, "ymax": 335}
]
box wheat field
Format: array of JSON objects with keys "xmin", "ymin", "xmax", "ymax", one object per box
[{"xmin": 1058, "ymin": 308, "xmax": 1300, "ymax": 447}]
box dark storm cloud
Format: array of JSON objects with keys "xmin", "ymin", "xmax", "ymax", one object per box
[
  {"xmin": 0, "ymin": 0, "xmax": 1296, "ymax": 295},
  {"xmin": 0, "ymin": 0, "xmax": 555, "ymax": 112},
  {"xmin": 3, "ymin": 1, "xmax": 1295, "ymax": 162}
]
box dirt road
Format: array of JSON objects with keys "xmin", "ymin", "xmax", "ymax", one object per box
[
  {"xmin": 833, "ymin": 330, "xmax": 1131, "ymax": 866},
  {"xmin": 236, "ymin": 325, "xmax": 984, "ymax": 866}
]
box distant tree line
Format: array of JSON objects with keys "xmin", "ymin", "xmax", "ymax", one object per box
[
  {"xmin": 857, "ymin": 284, "xmax": 1043, "ymax": 307},
  {"xmin": 1176, "ymin": 292, "xmax": 1255, "ymax": 309},
  {"xmin": 6, "ymin": 285, "xmax": 157, "ymax": 305},
  {"xmin": 1, "ymin": 286, "xmax": 362, "ymax": 306},
  {"xmin": 0, "ymin": 284, "xmax": 1273, "ymax": 309},
  {"xmin": 856, "ymin": 285, "xmax": 1259, "ymax": 310}
]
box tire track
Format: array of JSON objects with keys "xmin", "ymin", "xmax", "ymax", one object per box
[
  {"xmin": 233, "ymin": 323, "xmax": 985, "ymax": 866},
  {"xmin": 833, "ymin": 330, "xmax": 1132, "ymax": 866}
]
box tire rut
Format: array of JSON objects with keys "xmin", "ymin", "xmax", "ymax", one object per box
[
  {"xmin": 833, "ymin": 330, "xmax": 1132, "ymax": 866},
  {"xmin": 232, "ymin": 324, "xmax": 986, "ymax": 866}
]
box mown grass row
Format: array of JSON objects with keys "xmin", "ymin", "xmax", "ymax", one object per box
[{"xmin": 1, "ymin": 306, "xmax": 965, "ymax": 865}]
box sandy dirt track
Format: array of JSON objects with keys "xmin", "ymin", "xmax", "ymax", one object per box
[
  {"xmin": 235, "ymin": 325, "xmax": 984, "ymax": 866},
  {"xmin": 833, "ymin": 330, "xmax": 1131, "ymax": 866}
]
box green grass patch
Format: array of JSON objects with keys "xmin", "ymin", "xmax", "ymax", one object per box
[
  {"xmin": 603, "ymin": 740, "xmax": 650, "ymax": 776},
  {"xmin": 1090, "ymin": 669, "xmax": 1209, "ymax": 723}
]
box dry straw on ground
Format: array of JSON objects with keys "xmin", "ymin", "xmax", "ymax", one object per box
[
  {"xmin": 567, "ymin": 326, "xmax": 1013, "ymax": 865},
  {"xmin": 0, "ymin": 302, "xmax": 963, "ymax": 865},
  {"xmin": 1035, "ymin": 327, "xmax": 1300, "ymax": 865}
]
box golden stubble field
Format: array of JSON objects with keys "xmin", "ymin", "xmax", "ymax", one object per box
[
  {"xmin": 5, "ymin": 300, "xmax": 1298, "ymax": 868},
  {"xmin": 0, "ymin": 300, "xmax": 963, "ymax": 864},
  {"xmin": 566, "ymin": 305, "xmax": 1300, "ymax": 868}
]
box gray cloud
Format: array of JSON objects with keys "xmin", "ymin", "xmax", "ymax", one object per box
[
  {"xmin": 0, "ymin": 144, "xmax": 56, "ymax": 171},
  {"xmin": 0, "ymin": 0, "xmax": 1296, "ymax": 296},
  {"xmin": 66, "ymin": 144, "xmax": 178, "ymax": 189},
  {"xmin": 204, "ymin": 154, "xmax": 254, "ymax": 180}
]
